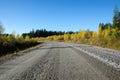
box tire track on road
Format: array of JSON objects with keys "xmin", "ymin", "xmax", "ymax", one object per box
[{"xmin": 14, "ymin": 46, "xmax": 60, "ymax": 80}]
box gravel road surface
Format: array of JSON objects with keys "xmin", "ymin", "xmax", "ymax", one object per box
[{"xmin": 0, "ymin": 42, "xmax": 120, "ymax": 80}]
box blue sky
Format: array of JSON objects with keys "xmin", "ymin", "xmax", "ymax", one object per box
[{"xmin": 0, "ymin": 0, "xmax": 120, "ymax": 34}]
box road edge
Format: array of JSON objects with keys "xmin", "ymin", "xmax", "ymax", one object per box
[{"xmin": 0, "ymin": 42, "xmax": 45, "ymax": 65}]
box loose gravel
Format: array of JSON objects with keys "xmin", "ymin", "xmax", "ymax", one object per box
[{"xmin": 0, "ymin": 42, "xmax": 120, "ymax": 80}]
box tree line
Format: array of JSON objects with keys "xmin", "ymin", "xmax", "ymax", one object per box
[
  {"xmin": 46, "ymin": 6, "xmax": 120, "ymax": 50},
  {"xmin": 0, "ymin": 24, "xmax": 40, "ymax": 56},
  {"xmin": 22, "ymin": 29, "xmax": 75, "ymax": 38}
]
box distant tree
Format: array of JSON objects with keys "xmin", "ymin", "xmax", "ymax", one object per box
[
  {"xmin": 113, "ymin": 6, "xmax": 120, "ymax": 29},
  {"xmin": 66, "ymin": 31, "xmax": 74, "ymax": 34},
  {"xmin": 64, "ymin": 34, "xmax": 70, "ymax": 41},
  {"xmin": 0, "ymin": 23, "xmax": 4, "ymax": 34},
  {"xmin": 71, "ymin": 34, "xmax": 77, "ymax": 41},
  {"xmin": 7, "ymin": 34, "xmax": 15, "ymax": 42},
  {"xmin": 22, "ymin": 29, "xmax": 65, "ymax": 38},
  {"xmin": 97, "ymin": 23, "xmax": 104, "ymax": 38},
  {"xmin": 103, "ymin": 25, "xmax": 111, "ymax": 37},
  {"xmin": 92, "ymin": 32, "xmax": 98, "ymax": 38},
  {"xmin": 20, "ymin": 35, "xmax": 24, "ymax": 40},
  {"xmin": 98, "ymin": 23, "xmax": 104, "ymax": 34},
  {"xmin": 57, "ymin": 35, "xmax": 64, "ymax": 40},
  {"xmin": 81, "ymin": 31, "xmax": 86, "ymax": 39},
  {"xmin": 16, "ymin": 34, "xmax": 20, "ymax": 40},
  {"xmin": 103, "ymin": 23, "xmax": 112, "ymax": 29},
  {"xmin": 25, "ymin": 35, "xmax": 30, "ymax": 41},
  {"xmin": 29, "ymin": 29, "xmax": 35, "ymax": 37}
]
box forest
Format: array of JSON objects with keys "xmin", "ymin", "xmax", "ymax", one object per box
[
  {"xmin": 0, "ymin": 7, "xmax": 120, "ymax": 57},
  {"xmin": 22, "ymin": 29, "xmax": 74, "ymax": 38}
]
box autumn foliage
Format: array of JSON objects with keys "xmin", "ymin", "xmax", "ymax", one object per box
[
  {"xmin": 0, "ymin": 33, "xmax": 39, "ymax": 56},
  {"xmin": 46, "ymin": 7, "xmax": 120, "ymax": 50}
]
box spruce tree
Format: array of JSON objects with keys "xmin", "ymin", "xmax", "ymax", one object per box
[{"xmin": 113, "ymin": 6, "xmax": 120, "ymax": 29}]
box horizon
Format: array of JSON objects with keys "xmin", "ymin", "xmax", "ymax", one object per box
[{"xmin": 0, "ymin": 0, "xmax": 120, "ymax": 34}]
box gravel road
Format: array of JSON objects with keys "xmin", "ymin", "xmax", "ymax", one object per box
[{"xmin": 0, "ymin": 42, "xmax": 120, "ymax": 80}]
